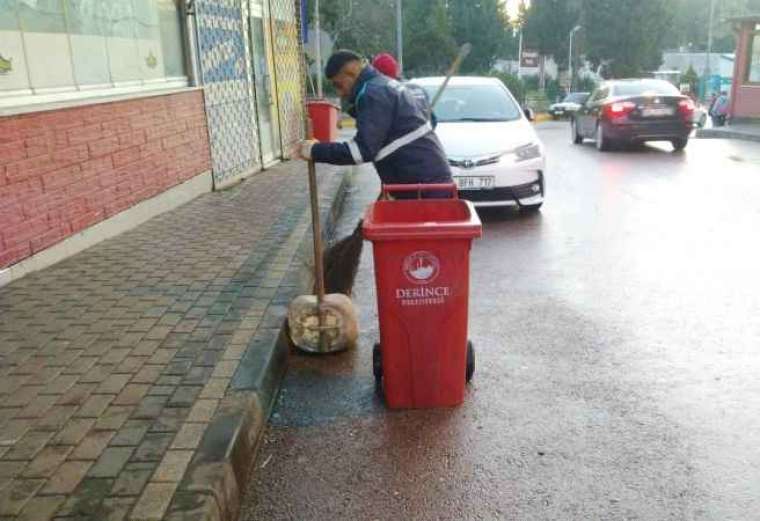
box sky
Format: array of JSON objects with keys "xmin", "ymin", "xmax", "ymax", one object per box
[{"xmin": 504, "ymin": 0, "xmax": 529, "ymax": 20}]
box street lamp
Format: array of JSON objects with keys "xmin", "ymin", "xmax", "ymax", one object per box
[
  {"xmin": 517, "ymin": 26, "xmax": 523, "ymax": 78},
  {"xmin": 315, "ymin": 0, "xmax": 323, "ymax": 98},
  {"xmin": 568, "ymin": 25, "xmax": 582, "ymax": 92},
  {"xmin": 705, "ymin": 0, "xmax": 717, "ymax": 99}
]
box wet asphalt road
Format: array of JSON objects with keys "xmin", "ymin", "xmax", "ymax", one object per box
[{"xmin": 239, "ymin": 124, "xmax": 760, "ymax": 521}]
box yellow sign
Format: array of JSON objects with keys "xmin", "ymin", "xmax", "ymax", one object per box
[
  {"xmin": 0, "ymin": 53, "xmax": 12, "ymax": 74},
  {"xmin": 146, "ymin": 51, "xmax": 158, "ymax": 69}
]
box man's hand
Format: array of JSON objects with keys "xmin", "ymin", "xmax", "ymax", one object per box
[{"xmin": 293, "ymin": 139, "xmax": 318, "ymax": 161}]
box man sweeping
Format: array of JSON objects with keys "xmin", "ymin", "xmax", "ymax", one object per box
[
  {"xmin": 295, "ymin": 50, "xmax": 452, "ymax": 189},
  {"xmin": 372, "ymin": 52, "xmax": 437, "ymax": 127},
  {"xmin": 294, "ymin": 50, "xmax": 455, "ymax": 296}
]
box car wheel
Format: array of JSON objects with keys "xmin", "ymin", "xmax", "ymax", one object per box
[
  {"xmin": 596, "ymin": 123, "xmax": 612, "ymax": 151},
  {"xmin": 466, "ymin": 341, "xmax": 475, "ymax": 384},
  {"xmin": 372, "ymin": 343, "xmax": 382, "ymax": 381},
  {"xmin": 671, "ymin": 138, "xmax": 688, "ymax": 152},
  {"xmin": 571, "ymin": 119, "xmax": 583, "ymax": 144}
]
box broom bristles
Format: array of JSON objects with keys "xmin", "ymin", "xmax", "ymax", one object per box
[{"xmin": 322, "ymin": 219, "xmax": 364, "ymax": 296}]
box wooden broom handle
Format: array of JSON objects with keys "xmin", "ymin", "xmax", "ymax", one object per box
[{"xmin": 305, "ymin": 118, "xmax": 326, "ymax": 303}]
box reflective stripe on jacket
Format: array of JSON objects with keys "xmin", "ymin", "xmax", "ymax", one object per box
[{"xmin": 311, "ymin": 66, "xmax": 452, "ymax": 186}]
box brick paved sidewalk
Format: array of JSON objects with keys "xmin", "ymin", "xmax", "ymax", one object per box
[{"xmin": 0, "ymin": 162, "xmax": 348, "ymax": 521}]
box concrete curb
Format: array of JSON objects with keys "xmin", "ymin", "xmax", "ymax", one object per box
[
  {"xmin": 696, "ymin": 127, "xmax": 760, "ymax": 142},
  {"xmin": 163, "ymin": 167, "xmax": 353, "ymax": 521},
  {"xmin": 533, "ymin": 113, "xmax": 553, "ymax": 123}
]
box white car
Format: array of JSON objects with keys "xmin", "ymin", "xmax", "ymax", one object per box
[
  {"xmin": 549, "ymin": 92, "xmax": 590, "ymax": 119},
  {"xmin": 410, "ymin": 76, "xmax": 546, "ymax": 211}
]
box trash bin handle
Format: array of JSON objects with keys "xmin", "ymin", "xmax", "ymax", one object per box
[{"xmin": 382, "ymin": 183, "xmax": 458, "ymax": 200}]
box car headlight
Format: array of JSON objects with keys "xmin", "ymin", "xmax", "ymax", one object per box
[{"xmin": 512, "ymin": 143, "xmax": 542, "ymax": 162}]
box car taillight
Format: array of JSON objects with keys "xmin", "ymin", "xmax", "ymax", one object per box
[
  {"xmin": 678, "ymin": 99, "xmax": 695, "ymax": 120},
  {"xmin": 603, "ymin": 101, "xmax": 636, "ymax": 120}
]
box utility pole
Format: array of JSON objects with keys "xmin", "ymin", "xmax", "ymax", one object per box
[
  {"xmin": 517, "ymin": 28, "xmax": 523, "ymax": 78},
  {"xmin": 568, "ymin": 25, "xmax": 582, "ymax": 92},
  {"xmin": 705, "ymin": 0, "xmax": 716, "ymax": 99},
  {"xmin": 396, "ymin": 0, "xmax": 404, "ymax": 77},
  {"xmin": 315, "ymin": 0, "xmax": 323, "ymax": 97}
]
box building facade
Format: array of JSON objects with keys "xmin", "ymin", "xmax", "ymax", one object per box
[
  {"xmin": 0, "ymin": 0, "xmax": 305, "ymax": 273},
  {"xmin": 729, "ymin": 15, "xmax": 760, "ymax": 121}
]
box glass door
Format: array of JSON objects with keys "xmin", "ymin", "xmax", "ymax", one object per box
[{"xmin": 249, "ymin": 1, "xmax": 281, "ymax": 165}]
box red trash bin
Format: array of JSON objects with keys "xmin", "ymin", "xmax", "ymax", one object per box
[
  {"xmin": 307, "ymin": 99, "xmax": 340, "ymax": 142},
  {"xmin": 363, "ymin": 184, "xmax": 483, "ymax": 409}
]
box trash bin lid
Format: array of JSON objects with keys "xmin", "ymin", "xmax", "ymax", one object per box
[
  {"xmin": 306, "ymin": 98, "xmax": 341, "ymax": 110},
  {"xmin": 363, "ymin": 198, "xmax": 482, "ymax": 241}
]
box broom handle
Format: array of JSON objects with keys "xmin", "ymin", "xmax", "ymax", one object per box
[
  {"xmin": 429, "ymin": 43, "xmax": 472, "ymax": 111},
  {"xmin": 306, "ymin": 119, "xmax": 326, "ymax": 304}
]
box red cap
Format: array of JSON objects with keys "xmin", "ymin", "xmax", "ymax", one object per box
[{"xmin": 372, "ymin": 53, "xmax": 400, "ymax": 79}]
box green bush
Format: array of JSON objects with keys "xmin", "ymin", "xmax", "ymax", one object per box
[
  {"xmin": 520, "ymin": 75, "xmax": 561, "ymax": 103},
  {"xmin": 544, "ymin": 79, "xmax": 562, "ymax": 104},
  {"xmin": 522, "ymin": 75, "xmax": 540, "ymax": 91}
]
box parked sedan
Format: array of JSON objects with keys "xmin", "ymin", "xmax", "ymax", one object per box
[
  {"xmin": 549, "ymin": 92, "xmax": 590, "ymax": 119},
  {"xmin": 571, "ymin": 79, "xmax": 695, "ymax": 151},
  {"xmin": 410, "ymin": 76, "xmax": 546, "ymax": 211}
]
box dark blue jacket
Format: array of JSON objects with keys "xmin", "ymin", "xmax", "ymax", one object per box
[{"xmin": 311, "ymin": 67, "xmax": 452, "ymax": 186}]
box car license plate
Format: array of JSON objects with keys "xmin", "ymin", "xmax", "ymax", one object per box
[
  {"xmin": 454, "ymin": 176, "xmax": 494, "ymax": 190},
  {"xmin": 642, "ymin": 107, "xmax": 674, "ymax": 117}
]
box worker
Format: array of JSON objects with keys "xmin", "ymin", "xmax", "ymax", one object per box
[
  {"xmin": 371, "ymin": 52, "xmax": 437, "ymax": 127},
  {"xmin": 295, "ymin": 50, "xmax": 452, "ymax": 194},
  {"xmin": 371, "ymin": 52, "xmax": 400, "ymax": 80}
]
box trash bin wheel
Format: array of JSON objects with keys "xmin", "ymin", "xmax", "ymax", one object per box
[
  {"xmin": 372, "ymin": 343, "xmax": 382, "ymax": 381},
  {"xmin": 466, "ymin": 341, "xmax": 475, "ymax": 383}
]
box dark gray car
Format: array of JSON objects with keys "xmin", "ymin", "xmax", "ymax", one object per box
[{"xmin": 571, "ymin": 79, "xmax": 694, "ymax": 152}]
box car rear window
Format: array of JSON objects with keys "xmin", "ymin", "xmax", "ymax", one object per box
[
  {"xmin": 611, "ymin": 81, "xmax": 680, "ymax": 97},
  {"xmin": 417, "ymin": 83, "xmax": 522, "ymax": 123}
]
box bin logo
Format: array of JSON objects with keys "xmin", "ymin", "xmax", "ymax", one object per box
[{"xmin": 403, "ymin": 251, "xmax": 440, "ymax": 285}]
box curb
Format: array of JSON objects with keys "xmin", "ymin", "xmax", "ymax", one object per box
[
  {"xmin": 696, "ymin": 128, "xmax": 760, "ymax": 142},
  {"xmin": 338, "ymin": 116, "xmax": 356, "ymax": 129},
  {"xmin": 163, "ymin": 166, "xmax": 352, "ymax": 521}
]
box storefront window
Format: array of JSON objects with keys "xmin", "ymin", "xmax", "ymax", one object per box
[
  {"xmin": 748, "ymin": 32, "xmax": 760, "ymax": 83},
  {"xmin": 0, "ymin": 0, "xmax": 187, "ymax": 107}
]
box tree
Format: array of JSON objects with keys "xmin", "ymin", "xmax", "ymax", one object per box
[
  {"xmin": 317, "ymin": 0, "xmax": 395, "ymax": 57},
  {"xmin": 313, "ymin": 0, "xmax": 520, "ymax": 76},
  {"xmin": 666, "ymin": 0, "xmax": 760, "ymax": 53},
  {"xmin": 447, "ymin": 0, "xmax": 512, "ymax": 74},
  {"xmin": 523, "ymin": 0, "xmax": 582, "ymax": 69},
  {"xmin": 402, "ymin": 0, "xmax": 458, "ymax": 77},
  {"xmin": 582, "ymin": 0, "xmax": 673, "ymax": 78}
]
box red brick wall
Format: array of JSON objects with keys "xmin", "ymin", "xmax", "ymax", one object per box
[
  {"xmin": 0, "ymin": 90, "xmax": 211, "ymax": 268},
  {"xmin": 734, "ymin": 85, "xmax": 760, "ymax": 118},
  {"xmin": 730, "ymin": 24, "xmax": 760, "ymax": 119}
]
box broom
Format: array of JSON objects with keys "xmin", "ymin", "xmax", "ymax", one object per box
[{"xmin": 323, "ymin": 43, "xmax": 472, "ymax": 295}]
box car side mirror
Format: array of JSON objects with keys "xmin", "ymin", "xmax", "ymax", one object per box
[{"xmin": 524, "ymin": 108, "xmax": 534, "ymax": 121}]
